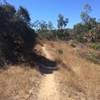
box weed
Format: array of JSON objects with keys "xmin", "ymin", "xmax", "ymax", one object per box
[
  {"xmin": 57, "ymin": 49, "xmax": 63, "ymax": 55},
  {"xmin": 89, "ymin": 43, "xmax": 100, "ymax": 50},
  {"xmin": 70, "ymin": 43, "xmax": 76, "ymax": 48},
  {"xmin": 80, "ymin": 52, "xmax": 100, "ymax": 65}
]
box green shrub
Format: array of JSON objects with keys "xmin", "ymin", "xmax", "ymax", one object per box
[
  {"xmin": 89, "ymin": 43, "xmax": 100, "ymax": 50},
  {"xmin": 0, "ymin": 3, "xmax": 38, "ymax": 67},
  {"xmin": 87, "ymin": 52, "xmax": 100, "ymax": 64},
  {"xmin": 76, "ymin": 33, "xmax": 87, "ymax": 43},
  {"xmin": 81, "ymin": 52, "xmax": 100, "ymax": 65}
]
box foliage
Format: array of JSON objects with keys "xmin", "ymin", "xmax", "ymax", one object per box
[
  {"xmin": 0, "ymin": 3, "xmax": 37, "ymax": 67},
  {"xmin": 73, "ymin": 3, "xmax": 99, "ymax": 43},
  {"xmin": 17, "ymin": 6, "xmax": 31, "ymax": 23},
  {"xmin": 39, "ymin": 20, "xmax": 47, "ymax": 31},
  {"xmin": 80, "ymin": 51, "xmax": 100, "ymax": 65},
  {"xmin": 89, "ymin": 43, "xmax": 100, "ymax": 50},
  {"xmin": 57, "ymin": 14, "xmax": 68, "ymax": 29},
  {"xmin": 55, "ymin": 29, "xmax": 70, "ymax": 40},
  {"xmin": 47, "ymin": 21, "xmax": 54, "ymax": 30},
  {"xmin": 33, "ymin": 3, "xmax": 99, "ymax": 43},
  {"xmin": 80, "ymin": 3, "xmax": 91, "ymax": 24},
  {"xmin": 70, "ymin": 41, "xmax": 77, "ymax": 48}
]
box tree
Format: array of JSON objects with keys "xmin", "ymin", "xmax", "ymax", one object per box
[
  {"xmin": 78, "ymin": 3, "xmax": 98, "ymax": 42},
  {"xmin": 0, "ymin": 3, "xmax": 16, "ymax": 19},
  {"xmin": 32, "ymin": 20, "xmax": 40, "ymax": 31},
  {"xmin": 0, "ymin": 0, "xmax": 7, "ymax": 4},
  {"xmin": 84, "ymin": 3, "xmax": 92, "ymax": 14},
  {"xmin": 47, "ymin": 21, "xmax": 54, "ymax": 30},
  {"xmin": 17, "ymin": 6, "xmax": 31, "ymax": 23},
  {"xmin": 0, "ymin": 3, "xmax": 37, "ymax": 66},
  {"xmin": 80, "ymin": 3, "xmax": 92, "ymax": 24},
  {"xmin": 39, "ymin": 20, "xmax": 47, "ymax": 31},
  {"xmin": 57, "ymin": 14, "xmax": 68, "ymax": 30},
  {"xmin": 56, "ymin": 14, "xmax": 69, "ymax": 40},
  {"xmin": 88, "ymin": 18, "xmax": 97, "ymax": 28},
  {"xmin": 0, "ymin": 3, "xmax": 16, "ymax": 33},
  {"xmin": 3, "ymin": 0, "xmax": 7, "ymax": 4},
  {"xmin": 74, "ymin": 23, "xmax": 85, "ymax": 34}
]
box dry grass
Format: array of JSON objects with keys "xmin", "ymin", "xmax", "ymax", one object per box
[
  {"xmin": 45, "ymin": 41, "xmax": 100, "ymax": 100},
  {"xmin": 0, "ymin": 66, "xmax": 41, "ymax": 100},
  {"xmin": 0, "ymin": 41, "xmax": 100, "ymax": 100}
]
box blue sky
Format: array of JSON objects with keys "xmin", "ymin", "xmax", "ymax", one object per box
[{"xmin": 6, "ymin": 0, "xmax": 100, "ymax": 28}]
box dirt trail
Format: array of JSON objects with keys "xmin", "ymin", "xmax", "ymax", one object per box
[
  {"xmin": 38, "ymin": 73, "xmax": 60, "ymax": 100},
  {"xmin": 0, "ymin": 42, "xmax": 99, "ymax": 100},
  {"xmin": 37, "ymin": 42, "xmax": 100, "ymax": 100},
  {"xmin": 42, "ymin": 44, "xmax": 55, "ymax": 61},
  {"xmin": 37, "ymin": 44, "xmax": 60, "ymax": 100}
]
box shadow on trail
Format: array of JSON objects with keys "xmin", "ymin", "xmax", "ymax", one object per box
[
  {"xmin": 33, "ymin": 53, "xmax": 58, "ymax": 74},
  {"xmin": 0, "ymin": 51, "xmax": 58, "ymax": 74},
  {"xmin": 23, "ymin": 52, "xmax": 58, "ymax": 74}
]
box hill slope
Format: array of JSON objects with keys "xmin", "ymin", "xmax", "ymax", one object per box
[{"xmin": 0, "ymin": 41, "xmax": 100, "ymax": 100}]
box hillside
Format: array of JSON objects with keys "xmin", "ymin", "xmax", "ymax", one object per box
[{"xmin": 0, "ymin": 41, "xmax": 100, "ymax": 100}]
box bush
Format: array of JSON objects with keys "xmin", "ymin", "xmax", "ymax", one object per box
[
  {"xmin": 89, "ymin": 43, "xmax": 100, "ymax": 50},
  {"xmin": 80, "ymin": 52, "xmax": 100, "ymax": 65},
  {"xmin": 70, "ymin": 43, "xmax": 76, "ymax": 48},
  {"xmin": 0, "ymin": 3, "xmax": 38, "ymax": 67},
  {"xmin": 86, "ymin": 52, "xmax": 100, "ymax": 64}
]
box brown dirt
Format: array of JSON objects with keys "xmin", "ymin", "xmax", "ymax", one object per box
[
  {"xmin": 0, "ymin": 41, "xmax": 100, "ymax": 100},
  {"xmin": 40, "ymin": 41, "xmax": 100, "ymax": 100},
  {"xmin": 37, "ymin": 73, "xmax": 60, "ymax": 100}
]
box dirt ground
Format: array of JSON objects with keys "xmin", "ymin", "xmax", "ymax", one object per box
[{"xmin": 0, "ymin": 41, "xmax": 100, "ymax": 100}]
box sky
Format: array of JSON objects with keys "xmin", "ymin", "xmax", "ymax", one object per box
[{"xmin": 5, "ymin": 0, "xmax": 100, "ymax": 28}]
